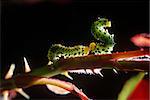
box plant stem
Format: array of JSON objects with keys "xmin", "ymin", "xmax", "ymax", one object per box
[{"xmin": 1, "ymin": 49, "xmax": 149, "ymax": 91}]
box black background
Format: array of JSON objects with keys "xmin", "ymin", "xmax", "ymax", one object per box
[{"xmin": 1, "ymin": 0, "xmax": 149, "ymax": 99}]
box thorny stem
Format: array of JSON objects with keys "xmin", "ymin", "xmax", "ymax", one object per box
[
  {"xmin": 1, "ymin": 49, "xmax": 149, "ymax": 91},
  {"xmin": 55, "ymin": 48, "xmax": 149, "ymax": 71}
]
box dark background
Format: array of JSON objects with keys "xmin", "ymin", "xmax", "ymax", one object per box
[{"xmin": 1, "ymin": 0, "xmax": 149, "ymax": 99}]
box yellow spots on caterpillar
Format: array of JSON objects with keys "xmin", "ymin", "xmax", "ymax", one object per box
[
  {"xmin": 83, "ymin": 47, "xmax": 90, "ymax": 55},
  {"xmin": 106, "ymin": 21, "xmax": 111, "ymax": 27},
  {"xmin": 89, "ymin": 42, "xmax": 96, "ymax": 51}
]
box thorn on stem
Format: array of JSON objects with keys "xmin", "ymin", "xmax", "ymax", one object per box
[
  {"xmin": 113, "ymin": 68, "xmax": 118, "ymax": 74},
  {"xmin": 2, "ymin": 91, "xmax": 9, "ymax": 100},
  {"xmin": 15, "ymin": 88, "xmax": 30, "ymax": 99},
  {"xmin": 61, "ymin": 71, "xmax": 73, "ymax": 80},
  {"xmin": 5, "ymin": 64, "xmax": 15, "ymax": 79},
  {"xmin": 23, "ymin": 57, "xmax": 31, "ymax": 73}
]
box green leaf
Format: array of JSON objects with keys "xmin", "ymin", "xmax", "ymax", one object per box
[{"xmin": 117, "ymin": 72, "xmax": 145, "ymax": 100}]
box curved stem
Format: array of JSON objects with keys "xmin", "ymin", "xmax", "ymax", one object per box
[{"xmin": 1, "ymin": 49, "xmax": 149, "ymax": 91}]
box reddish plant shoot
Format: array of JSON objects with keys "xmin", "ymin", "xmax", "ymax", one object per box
[{"xmin": 131, "ymin": 33, "xmax": 150, "ymax": 47}]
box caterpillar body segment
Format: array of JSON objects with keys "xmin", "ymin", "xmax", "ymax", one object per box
[
  {"xmin": 91, "ymin": 17, "xmax": 115, "ymax": 54},
  {"xmin": 47, "ymin": 44, "xmax": 90, "ymax": 63},
  {"xmin": 90, "ymin": 42, "xmax": 115, "ymax": 54}
]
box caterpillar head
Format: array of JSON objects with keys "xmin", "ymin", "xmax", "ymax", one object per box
[{"xmin": 96, "ymin": 17, "xmax": 111, "ymax": 28}]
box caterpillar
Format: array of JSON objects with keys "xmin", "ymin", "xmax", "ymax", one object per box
[
  {"xmin": 46, "ymin": 17, "xmax": 116, "ymax": 93},
  {"xmin": 47, "ymin": 17, "xmax": 115, "ymax": 64},
  {"xmin": 47, "ymin": 44, "xmax": 90, "ymax": 62},
  {"xmin": 91, "ymin": 17, "xmax": 115, "ymax": 54}
]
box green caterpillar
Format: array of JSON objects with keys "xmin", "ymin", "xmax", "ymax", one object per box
[
  {"xmin": 47, "ymin": 44, "xmax": 90, "ymax": 62},
  {"xmin": 47, "ymin": 17, "xmax": 115, "ymax": 64},
  {"xmin": 91, "ymin": 17, "xmax": 115, "ymax": 54}
]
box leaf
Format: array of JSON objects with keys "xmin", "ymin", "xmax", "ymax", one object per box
[
  {"xmin": 46, "ymin": 84, "xmax": 70, "ymax": 95},
  {"xmin": 128, "ymin": 79, "xmax": 149, "ymax": 100},
  {"xmin": 117, "ymin": 72, "xmax": 145, "ymax": 100}
]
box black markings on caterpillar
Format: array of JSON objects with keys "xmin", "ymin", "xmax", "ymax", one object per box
[
  {"xmin": 47, "ymin": 44, "xmax": 90, "ymax": 62},
  {"xmin": 47, "ymin": 17, "xmax": 115, "ymax": 63},
  {"xmin": 91, "ymin": 17, "xmax": 115, "ymax": 54}
]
